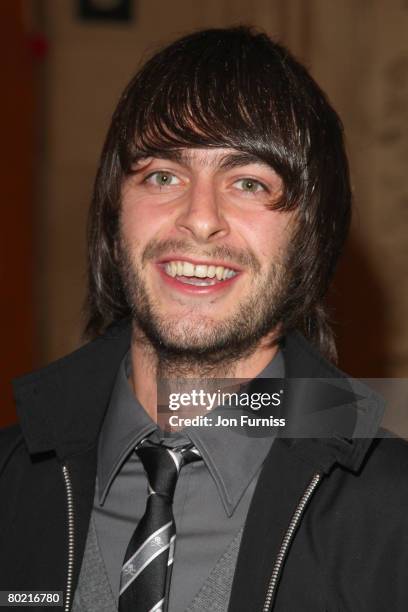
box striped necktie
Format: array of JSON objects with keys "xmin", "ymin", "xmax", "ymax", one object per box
[{"xmin": 119, "ymin": 440, "xmax": 201, "ymax": 612}]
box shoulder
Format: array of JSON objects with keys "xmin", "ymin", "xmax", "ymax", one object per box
[
  {"xmin": 0, "ymin": 423, "xmax": 23, "ymax": 453},
  {"xmin": 364, "ymin": 432, "xmax": 408, "ymax": 484},
  {"xmin": 0, "ymin": 423, "xmax": 25, "ymax": 476},
  {"xmin": 330, "ymin": 433, "xmax": 408, "ymax": 520},
  {"xmin": 309, "ymin": 434, "xmax": 408, "ymax": 566}
]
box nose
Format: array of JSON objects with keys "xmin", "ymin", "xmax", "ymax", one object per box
[{"xmin": 175, "ymin": 179, "xmax": 230, "ymax": 243}]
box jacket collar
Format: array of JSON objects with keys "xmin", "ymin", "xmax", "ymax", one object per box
[
  {"xmin": 13, "ymin": 319, "xmax": 384, "ymax": 468},
  {"xmin": 278, "ymin": 331, "xmax": 384, "ymax": 473},
  {"xmin": 13, "ymin": 319, "xmax": 132, "ymax": 459}
]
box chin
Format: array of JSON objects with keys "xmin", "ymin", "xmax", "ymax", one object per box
[
  {"xmin": 141, "ymin": 313, "xmax": 232, "ymax": 353},
  {"xmin": 159, "ymin": 320, "xmax": 221, "ymax": 348}
]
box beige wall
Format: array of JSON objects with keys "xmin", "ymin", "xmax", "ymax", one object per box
[
  {"xmin": 38, "ymin": 0, "xmax": 408, "ymax": 382},
  {"xmin": 308, "ymin": 2, "xmax": 408, "ymax": 377}
]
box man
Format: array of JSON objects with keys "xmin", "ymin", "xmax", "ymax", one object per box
[{"xmin": 1, "ymin": 26, "xmax": 407, "ymax": 612}]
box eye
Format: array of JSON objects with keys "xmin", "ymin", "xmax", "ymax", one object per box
[
  {"xmin": 144, "ymin": 171, "xmax": 180, "ymax": 187},
  {"xmin": 234, "ymin": 178, "xmax": 267, "ymax": 194}
]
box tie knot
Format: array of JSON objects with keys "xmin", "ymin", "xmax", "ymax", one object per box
[{"xmin": 136, "ymin": 441, "xmax": 201, "ymax": 500}]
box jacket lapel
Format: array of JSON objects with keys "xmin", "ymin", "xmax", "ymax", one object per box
[
  {"xmin": 11, "ymin": 321, "xmax": 132, "ymax": 599},
  {"xmin": 227, "ymin": 437, "xmax": 333, "ymax": 612},
  {"xmin": 228, "ymin": 331, "xmax": 384, "ymax": 611}
]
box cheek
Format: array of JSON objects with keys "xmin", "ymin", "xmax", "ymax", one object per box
[
  {"xmin": 120, "ymin": 197, "xmax": 166, "ymax": 245},
  {"xmin": 236, "ymin": 212, "xmax": 294, "ymax": 263},
  {"xmin": 262, "ymin": 226, "xmax": 291, "ymax": 257}
]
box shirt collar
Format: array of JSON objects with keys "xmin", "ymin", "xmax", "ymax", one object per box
[
  {"xmin": 97, "ymin": 353, "xmax": 158, "ymax": 504},
  {"xmin": 183, "ymin": 353, "xmax": 284, "ymax": 516},
  {"xmin": 98, "ymin": 350, "xmax": 284, "ymax": 514}
]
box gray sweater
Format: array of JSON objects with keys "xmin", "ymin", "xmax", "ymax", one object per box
[{"xmin": 72, "ymin": 516, "xmax": 243, "ymax": 612}]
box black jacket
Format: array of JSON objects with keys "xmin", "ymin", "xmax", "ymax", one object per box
[{"xmin": 1, "ymin": 320, "xmax": 408, "ymax": 611}]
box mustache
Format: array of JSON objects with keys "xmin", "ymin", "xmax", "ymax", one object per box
[{"xmin": 141, "ymin": 238, "xmax": 261, "ymax": 273}]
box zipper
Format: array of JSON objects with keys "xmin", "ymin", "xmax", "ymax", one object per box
[
  {"xmin": 262, "ymin": 472, "xmax": 322, "ymax": 612},
  {"xmin": 62, "ymin": 464, "xmax": 75, "ymax": 612}
]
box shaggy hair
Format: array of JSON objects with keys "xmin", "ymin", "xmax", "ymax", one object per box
[{"xmin": 84, "ymin": 26, "xmax": 351, "ymax": 362}]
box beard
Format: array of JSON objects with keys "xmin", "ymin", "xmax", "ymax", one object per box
[{"xmin": 117, "ymin": 236, "xmax": 291, "ymax": 377}]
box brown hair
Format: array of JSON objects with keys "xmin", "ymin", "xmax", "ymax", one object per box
[{"xmin": 84, "ymin": 26, "xmax": 351, "ymax": 361}]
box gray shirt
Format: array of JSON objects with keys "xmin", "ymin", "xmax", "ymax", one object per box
[{"xmin": 94, "ymin": 352, "xmax": 284, "ymax": 611}]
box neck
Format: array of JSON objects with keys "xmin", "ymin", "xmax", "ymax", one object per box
[{"xmin": 128, "ymin": 324, "xmax": 280, "ymax": 422}]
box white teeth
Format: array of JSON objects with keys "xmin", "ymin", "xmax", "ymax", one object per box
[
  {"xmin": 194, "ymin": 265, "xmax": 208, "ymax": 278},
  {"xmin": 183, "ymin": 261, "xmax": 195, "ymax": 276},
  {"xmin": 215, "ymin": 266, "xmax": 224, "ymax": 280},
  {"xmin": 163, "ymin": 260, "xmax": 238, "ymax": 281},
  {"xmin": 180, "ymin": 277, "xmax": 217, "ymax": 286},
  {"xmin": 165, "ymin": 262, "xmax": 177, "ymax": 277}
]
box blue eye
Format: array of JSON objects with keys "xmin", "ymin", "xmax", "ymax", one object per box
[
  {"xmin": 145, "ymin": 171, "xmax": 180, "ymax": 186},
  {"xmin": 234, "ymin": 178, "xmax": 266, "ymax": 193}
]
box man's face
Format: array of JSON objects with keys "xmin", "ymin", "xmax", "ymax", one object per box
[{"xmin": 118, "ymin": 147, "xmax": 295, "ymax": 360}]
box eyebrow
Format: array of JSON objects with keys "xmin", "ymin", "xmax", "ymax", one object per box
[
  {"xmin": 139, "ymin": 149, "xmax": 275, "ymax": 172},
  {"xmin": 218, "ymin": 152, "xmax": 272, "ymax": 171}
]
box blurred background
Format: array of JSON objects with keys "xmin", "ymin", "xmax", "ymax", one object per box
[{"xmin": 1, "ymin": 0, "xmax": 408, "ymax": 429}]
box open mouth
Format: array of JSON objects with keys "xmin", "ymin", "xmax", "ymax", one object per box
[
  {"xmin": 163, "ymin": 260, "xmax": 238, "ymax": 285},
  {"xmin": 157, "ymin": 259, "xmax": 241, "ymax": 290}
]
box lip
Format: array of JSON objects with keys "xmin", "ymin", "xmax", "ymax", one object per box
[
  {"xmin": 156, "ymin": 255, "xmax": 242, "ymax": 272},
  {"xmin": 155, "ymin": 263, "xmax": 242, "ymax": 295}
]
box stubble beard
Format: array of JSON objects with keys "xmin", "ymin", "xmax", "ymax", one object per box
[{"xmin": 117, "ymin": 237, "xmax": 291, "ymax": 378}]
